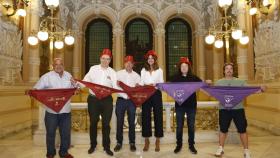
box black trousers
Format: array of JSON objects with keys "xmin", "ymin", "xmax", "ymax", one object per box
[
  {"xmin": 175, "ymin": 106, "xmax": 196, "ymax": 146},
  {"xmin": 141, "ymin": 90, "xmax": 164, "ymax": 138},
  {"xmin": 87, "ymin": 95, "xmax": 113, "ymax": 149}
]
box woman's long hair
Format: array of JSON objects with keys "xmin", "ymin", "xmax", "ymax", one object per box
[
  {"xmin": 177, "ymin": 62, "xmax": 193, "ymax": 76},
  {"xmin": 144, "ymin": 56, "xmax": 159, "ymax": 71}
]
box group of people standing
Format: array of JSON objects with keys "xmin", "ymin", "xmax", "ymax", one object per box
[{"xmin": 34, "ymin": 48, "xmax": 264, "ymax": 158}]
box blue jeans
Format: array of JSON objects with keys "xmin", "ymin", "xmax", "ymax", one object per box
[
  {"xmin": 175, "ymin": 107, "xmax": 196, "ymax": 146},
  {"xmin": 115, "ymin": 97, "xmax": 136, "ymax": 145},
  {"xmin": 44, "ymin": 111, "xmax": 71, "ymax": 157}
]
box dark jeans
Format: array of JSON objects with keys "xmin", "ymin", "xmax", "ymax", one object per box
[
  {"xmin": 175, "ymin": 106, "xmax": 196, "ymax": 146},
  {"xmin": 87, "ymin": 95, "xmax": 113, "ymax": 150},
  {"xmin": 115, "ymin": 97, "xmax": 136, "ymax": 145},
  {"xmin": 45, "ymin": 111, "xmax": 71, "ymax": 157},
  {"xmin": 142, "ymin": 90, "xmax": 164, "ymax": 138}
]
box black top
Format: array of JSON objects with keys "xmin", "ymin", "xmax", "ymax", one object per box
[{"xmin": 171, "ymin": 74, "xmax": 202, "ymax": 109}]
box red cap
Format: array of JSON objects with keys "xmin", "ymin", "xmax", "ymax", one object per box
[
  {"xmin": 100, "ymin": 48, "xmax": 112, "ymax": 58},
  {"xmin": 144, "ymin": 50, "xmax": 157, "ymax": 59},
  {"xmin": 179, "ymin": 57, "xmax": 191, "ymax": 65},
  {"xmin": 124, "ymin": 55, "xmax": 134, "ymax": 63}
]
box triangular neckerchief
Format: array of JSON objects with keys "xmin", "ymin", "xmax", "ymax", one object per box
[
  {"xmin": 76, "ymin": 79, "xmax": 124, "ymax": 99},
  {"xmin": 28, "ymin": 88, "xmax": 77, "ymax": 113},
  {"xmin": 156, "ymin": 82, "xmax": 205, "ymax": 105},
  {"xmin": 201, "ymin": 86, "xmax": 261, "ymax": 109},
  {"xmin": 118, "ymin": 81, "xmax": 156, "ymax": 107}
]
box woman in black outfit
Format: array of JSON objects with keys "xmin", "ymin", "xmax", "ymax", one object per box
[{"xmin": 172, "ymin": 57, "xmax": 201, "ymax": 154}]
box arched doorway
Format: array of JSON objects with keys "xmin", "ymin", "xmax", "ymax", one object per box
[
  {"xmin": 125, "ymin": 18, "xmax": 153, "ymax": 74},
  {"xmin": 85, "ymin": 18, "xmax": 112, "ymax": 73},
  {"xmin": 165, "ymin": 18, "xmax": 192, "ymax": 81}
]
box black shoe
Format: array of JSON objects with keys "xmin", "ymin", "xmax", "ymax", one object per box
[
  {"xmin": 104, "ymin": 148, "xmax": 114, "ymax": 156},
  {"xmin": 130, "ymin": 144, "xmax": 136, "ymax": 152},
  {"xmin": 174, "ymin": 145, "xmax": 182, "ymax": 154},
  {"xmin": 189, "ymin": 145, "xmax": 197, "ymax": 154},
  {"xmin": 114, "ymin": 144, "xmax": 122, "ymax": 152},
  {"xmin": 88, "ymin": 147, "xmax": 95, "ymax": 154}
]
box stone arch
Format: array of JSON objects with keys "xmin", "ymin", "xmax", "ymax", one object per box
[
  {"xmin": 76, "ymin": 5, "xmax": 117, "ymax": 32},
  {"xmin": 119, "ymin": 5, "xmax": 159, "ymax": 30},
  {"xmin": 161, "ymin": 5, "xmax": 204, "ymax": 76}
]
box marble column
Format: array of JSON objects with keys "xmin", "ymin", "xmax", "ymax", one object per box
[
  {"xmin": 72, "ymin": 31, "xmax": 83, "ymax": 79},
  {"xmin": 27, "ymin": 0, "xmax": 40, "ymax": 83},
  {"xmin": 154, "ymin": 23, "xmax": 165, "ymax": 79},
  {"xmin": 212, "ymin": 47, "xmax": 223, "ymax": 82},
  {"xmin": 236, "ymin": 1, "xmax": 249, "ymax": 80},
  {"xmin": 195, "ymin": 30, "xmax": 206, "ymax": 80},
  {"xmin": 113, "ymin": 23, "xmax": 124, "ymax": 71}
]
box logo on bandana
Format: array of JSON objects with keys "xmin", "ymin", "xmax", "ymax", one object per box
[
  {"xmin": 174, "ymin": 89, "xmax": 184, "ymax": 97},
  {"xmin": 224, "ymin": 95, "xmax": 234, "ymax": 103},
  {"xmin": 224, "ymin": 95, "xmax": 234, "ymax": 108}
]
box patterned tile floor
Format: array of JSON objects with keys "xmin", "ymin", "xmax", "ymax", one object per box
[{"xmin": 0, "ymin": 126, "xmax": 279, "ymax": 158}]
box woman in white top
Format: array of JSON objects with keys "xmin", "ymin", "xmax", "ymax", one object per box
[{"xmin": 140, "ymin": 50, "xmax": 164, "ymax": 152}]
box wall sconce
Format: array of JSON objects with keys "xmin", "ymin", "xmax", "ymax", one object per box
[
  {"xmin": 1, "ymin": 0, "xmax": 30, "ymax": 17},
  {"xmin": 246, "ymin": 0, "xmax": 273, "ymax": 16}
]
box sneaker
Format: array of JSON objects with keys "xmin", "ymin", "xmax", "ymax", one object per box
[
  {"xmin": 130, "ymin": 144, "xmax": 136, "ymax": 152},
  {"xmin": 244, "ymin": 149, "xmax": 251, "ymax": 158},
  {"xmin": 104, "ymin": 148, "xmax": 114, "ymax": 156},
  {"xmin": 214, "ymin": 146, "xmax": 224, "ymax": 157},
  {"xmin": 114, "ymin": 144, "xmax": 122, "ymax": 152},
  {"xmin": 189, "ymin": 145, "xmax": 197, "ymax": 154},
  {"xmin": 174, "ymin": 145, "xmax": 182, "ymax": 154}
]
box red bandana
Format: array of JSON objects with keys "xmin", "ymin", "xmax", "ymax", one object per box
[
  {"xmin": 28, "ymin": 88, "xmax": 77, "ymax": 113},
  {"xmin": 118, "ymin": 81, "xmax": 156, "ymax": 107},
  {"xmin": 76, "ymin": 79, "xmax": 123, "ymax": 99}
]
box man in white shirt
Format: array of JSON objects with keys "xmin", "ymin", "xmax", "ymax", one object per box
[
  {"xmin": 34, "ymin": 58, "xmax": 75, "ymax": 158},
  {"xmin": 113, "ymin": 55, "xmax": 140, "ymax": 152},
  {"xmin": 83, "ymin": 48, "xmax": 117, "ymax": 156}
]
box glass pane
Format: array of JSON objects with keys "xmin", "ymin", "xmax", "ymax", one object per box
[
  {"xmin": 165, "ymin": 19, "xmax": 192, "ymax": 81},
  {"xmin": 125, "ymin": 18, "xmax": 153, "ymax": 74},
  {"xmin": 85, "ymin": 19, "xmax": 112, "ymax": 73}
]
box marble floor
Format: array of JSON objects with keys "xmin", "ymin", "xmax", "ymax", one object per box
[{"xmin": 0, "ymin": 126, "xmax": 279, "ymax": 158}]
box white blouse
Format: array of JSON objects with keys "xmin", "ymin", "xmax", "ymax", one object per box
[{"xmin": 140, "ymin": 68, "xmax": 164, "ymax": 86}]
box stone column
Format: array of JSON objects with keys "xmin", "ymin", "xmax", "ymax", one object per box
[
  {"xmin": 154, "ymin": 23, "xmax": 165, "ymax": 79},
  {"xmin": 113, "ymin": 23, "xmax": 124, "ymax": 71},
  {"xmin": 27, "ymin": 0, "xmax": 40, "ymax": 83},
  {"xmin": 195, "ymin": 29, "xmax": 206, "ymax": 80},
  {"xmin": 72, "ymin": 31, "xmax": 83, "ymax": 79},
  {"xmin": 236, "ymin": 1, "xmax": 249, "ymax": 80},
  {"xmin": 212, "ymin": 47, "xmax": 223, "ymax": 82}
]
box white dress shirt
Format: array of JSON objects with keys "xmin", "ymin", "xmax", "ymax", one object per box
[
  {"xmin": 33, "ymin": 71, "xmax": 74, "ymax": 114},
  {"xmin": 83, "ymin": 64, "xmax": 117, "ymax": 95},
  {"xmin": 140, "ymin": 68, "xmax": 164, "ymax": 86},
  {"xmin": 117, "ymin": 69, "xmax": 141, "ymax": 99}
]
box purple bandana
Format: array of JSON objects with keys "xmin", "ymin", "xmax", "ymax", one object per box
[
  {"xmin": 202, "ymin": 86, "xmax": 261, "ymax": 109},
  {"xmin": 156, "ymin": 82, "xmax": 206, "ymax": 105}
]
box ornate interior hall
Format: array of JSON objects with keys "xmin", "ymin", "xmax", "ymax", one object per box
[{"xmin": 0, "ymin": 0, "xmax": 280, "ymax": 158}]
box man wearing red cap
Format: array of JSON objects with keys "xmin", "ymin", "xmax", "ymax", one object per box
[
  {"xmin": 171, "ymin": 57, "xmax": 201, "ymax": 154},
  {"xmin": 113, "ymin": 55, "xmax": 140, "ymax": 152},
  {"xmin": 83, "ymin": 48, "xmax": 117, "ymax": 156}
]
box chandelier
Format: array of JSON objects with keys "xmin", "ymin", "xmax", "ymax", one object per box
[
  {"xmin": 1, "ymin": 0, "xmax": 30, "ymax": 17},
  {"xmin": 246, "ymin": 0, "xmax": 273, "ymax": 15},
  {"xmin": 27, "ymin": 0, "xmax": 74, "ymax": 69},
  {"xmin": 205, "ymin": 0, "xmax": 249, "ymax": 62}
]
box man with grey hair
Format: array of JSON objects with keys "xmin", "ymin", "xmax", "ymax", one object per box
[{"xmin": 34, "ymin": 58, "xmax": 76, "ymax": 158}]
